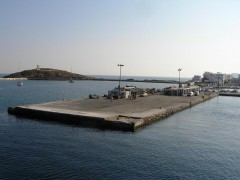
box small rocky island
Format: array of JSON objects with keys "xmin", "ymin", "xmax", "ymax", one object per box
[{"xmin": 3, "ymin": 68, "xmax": 96, "ymax": 80}]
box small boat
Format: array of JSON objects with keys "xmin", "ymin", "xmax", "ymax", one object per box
[
  {"xmin": 17, "ymin": 81, "xmax": 23, "ymax": 86},
  {"xmin": 69, "ymin": 67, "xmax": 74, "ymax": 83},
  {"xmin": 17, "ymin": 63, "xmax": 23, "ymax": 86}
]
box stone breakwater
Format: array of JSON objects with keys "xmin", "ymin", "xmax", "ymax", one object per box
[{"xmin": 8, "ymin": 92, "xmax": 218, "ymax": 132}]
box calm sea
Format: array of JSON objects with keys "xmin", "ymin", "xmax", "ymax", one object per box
[{"xmin": 1, "ymin": 80, "xmax": 240, "ymax": 179}]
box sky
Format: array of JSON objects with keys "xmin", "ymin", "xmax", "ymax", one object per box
[{"xmin": 1, "ymin": 0, "xmax": 240, "ymax": 78}]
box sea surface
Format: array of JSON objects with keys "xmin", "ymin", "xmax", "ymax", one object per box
[{"xmin": 1, "ymin": 80, "xmax": 240, "ymax": 179}]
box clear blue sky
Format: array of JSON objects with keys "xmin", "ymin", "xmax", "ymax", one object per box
[{"xmin": 1, "ymin": 0, "xmax": 240, "ymax": 77}]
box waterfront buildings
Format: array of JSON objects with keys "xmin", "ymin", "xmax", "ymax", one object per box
[
  {"xmin": 192, "ymin": 75, "xmax": 202, "ymax": 82},
  {"xmin": 202, "ymin": 72, "xmax": 233, "ymax": 85},
  {"xmin": 163, "ymin": 82, "xmax": 200, "ymax": 96}
]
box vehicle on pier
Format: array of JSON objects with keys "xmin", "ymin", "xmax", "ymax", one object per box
[
  {"xmin": 187, "ymin": 92, "xmax": 194, "ymax": 96},
  {"xmin": 194, "ymin": 91, "xmax": 199, "ymax": 96},
  {"xmin": 89, "ymin": 94, "xmax": 99, "ymax": 99}
]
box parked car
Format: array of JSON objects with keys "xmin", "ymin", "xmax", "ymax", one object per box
[
  {"xmin": 89, "ymin": 94, "xmax": 99, "ymax": 99},
  {"xmin": 187, "ymin": 92, "xmax": 194, "ymax": 96},
  {"xmin": 139, "ymin": 92, "xmax": 148, "ymax": 97},
  {"xmin": 194, "ymin": 91, "xmax": 199, "ymax": 96}
]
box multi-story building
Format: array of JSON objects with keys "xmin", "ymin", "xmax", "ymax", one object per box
[
  {"xmin": 203, "ymin": 72, "xmax": 215, "ymax": 83},
  {"xmin": 192, "ymin": 75, "xmax": 202, "ymax": 82}
]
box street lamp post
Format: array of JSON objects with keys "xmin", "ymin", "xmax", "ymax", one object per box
[
  {"xmin": 217, "ymin": 72, "xmax": 220, "ymax": 93},
  {"xmin": 118, "ymin": 64, "xmax": 124, "ymax": 97},
  {"xmin": 178, "ymin": 68, "xmax": 182, "ymax": 88}
]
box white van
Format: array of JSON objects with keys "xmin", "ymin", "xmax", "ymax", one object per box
[{"xmin": 187, "ymin": 92, "xmax": 194, "ymax": 96}]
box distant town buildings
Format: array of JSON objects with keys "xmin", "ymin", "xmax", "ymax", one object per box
[
  {"xmin": 238, "ymin": 75, "xmax": 240, "ymax": 85},
  {"xmin": 192, "ymin": 75, "xmax": 202, "ymax": 82},
  {"xmin": 202, "ymin": 72, "xmax": 233, "ymax": 85},
  {"xmin": 192, "ymin": 72, "xmax": 238, "ymax": 85},
  {"xmin": 36, "ymin": 65, "xmax": 40, "ymax": 70}
]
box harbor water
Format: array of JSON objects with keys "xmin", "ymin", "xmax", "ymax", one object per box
[{"xmin": 1, "ymin": 80, "xmax": 240, "ymax": 179}]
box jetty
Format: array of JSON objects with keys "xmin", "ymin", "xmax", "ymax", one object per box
[{"xmin": 8, "ymin": 92, "xmax": 218, "ymax": 132}]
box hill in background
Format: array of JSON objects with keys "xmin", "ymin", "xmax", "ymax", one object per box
[{"xmin": 3, "ymin": 68, "xmax": 96, "ymax": 80}]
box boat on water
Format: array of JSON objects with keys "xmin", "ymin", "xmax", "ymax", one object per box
[
  {"xmin": 17, "ymin": 63, "xmax": 23, "ymax": 86},
  {"xmin": 17, "ymin": 81, "xmax": 23, "ymax": 86},
  {"xmin": 69, "ymin": 67, "xmax": 74, "ymax": 83}
]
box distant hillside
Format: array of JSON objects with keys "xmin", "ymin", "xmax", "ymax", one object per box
[
  {"xmin": 0, "ymin": 73, "xmax": 8, "ymax": 78},
  {"xmin": 3, "ymin": 68, "xmax": 96, "ymax": 80}
]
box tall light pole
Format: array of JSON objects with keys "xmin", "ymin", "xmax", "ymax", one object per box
[
  {"xmin": 178, "ymin": 68, "xmax": 182, "ymax": 88},
  {"xmin": 118, "ymin": 64, "xmax": 124, "ymax": 97}
]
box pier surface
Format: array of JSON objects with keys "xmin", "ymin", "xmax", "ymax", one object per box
[{"xmin": 8, "ymin": 92, "xmax": 217, "ymax": 131}]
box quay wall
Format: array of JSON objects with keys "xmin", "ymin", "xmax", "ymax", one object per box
[
  {"xmin": 8, "ymin": 106, "xmax": 107, "ymax": 129},
  {"xmin": 8, "ymin": 106, "xmax": 135, "ymax": 131}
]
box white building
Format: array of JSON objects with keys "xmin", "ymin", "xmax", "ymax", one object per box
[
  {"xmin": 203, "ymin": 72, "xmax": 233, "ymax": 85},
  {"xmin": 108, "ymin": 86, "xmax": 139, "ymax": 99}
]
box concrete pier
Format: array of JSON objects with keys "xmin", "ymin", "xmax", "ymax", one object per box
[{"xmin": 8, "ymin": 92, "xmax": 218, "ymax": 131}]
